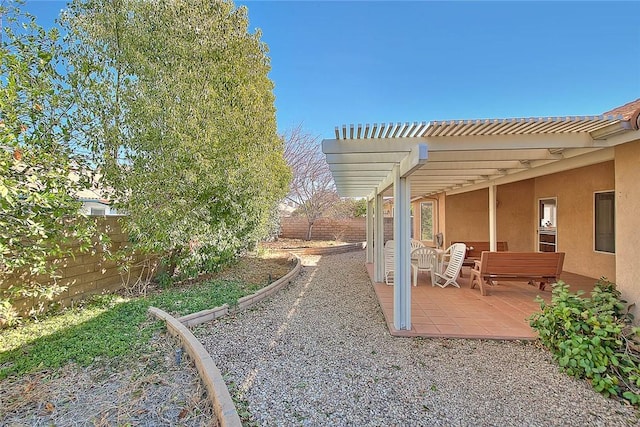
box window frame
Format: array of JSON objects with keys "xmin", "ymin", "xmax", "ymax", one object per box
[
  {"xmin": 90, "ymin": 207, "xmax": 106, "ymax": 216},
  {"xmin": 419, "ymin": 201, "xmax": 435, "ymax": 243},
  {"xmin": 594, "ymin": 190, "xmax": 615, "ymax": 254}
]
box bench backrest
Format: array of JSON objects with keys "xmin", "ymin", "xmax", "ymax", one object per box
[
  {"xmin": 453, "ymin": 241, "xmax": 508, "ymax": 259},
  {"xmin": 478, "ymin": 251, "xmax": 565, "ymax": 278}
]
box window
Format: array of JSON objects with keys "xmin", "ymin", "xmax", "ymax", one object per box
[
  {"xmin": 420, "ymin": 201, "xmax": 434, "ymax": 241},
  {"xmin": 90, "ymin": 207, "xmax": 106, "ymax": 216},
  {"xmin": 595, "ymin": 191, "xmax": 615, "ymax": 253}
]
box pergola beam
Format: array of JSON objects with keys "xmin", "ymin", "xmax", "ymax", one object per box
[
  {"xmin": 446, "ymin": 147, "xmax": 615, "ymax": 195},
  {"xmin": 325, "ymin": 117, "xmax": 635, "ymax": 199},
  {"xmin": 323, "ymin": 132, "xmax": 596, "ymax": 153},
  {"xmin": 375, "ymin": 144, "xmax": 428, "ymax": 194}
]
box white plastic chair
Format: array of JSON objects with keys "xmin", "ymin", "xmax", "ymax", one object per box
[
  {"xmin": 384, "ymin": 240, "xmax": 395, "ymax": 285},
  {"xmin": 411, "ymin": 247, "xmax": 437, "ymax": 286},
  {"xmin": 433, "ymin": 243, "xmax": 466, "ymax": 288},
  {"xmin": 410, "ymin": 239, "xmax": 425, "ymax": 254},
  {"xmin": 410, "ymin": 239, "xmax": 424, "ymax": 263}
]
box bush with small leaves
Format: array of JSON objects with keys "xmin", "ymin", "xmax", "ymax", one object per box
[{"xmin": 530, "ymin": 279, "xmax": 640, "ymax": 405}]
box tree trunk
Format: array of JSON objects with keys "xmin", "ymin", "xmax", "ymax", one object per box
[{"xmin": 306, "ymin": 221, "xmax": 314, "ymax": 241}]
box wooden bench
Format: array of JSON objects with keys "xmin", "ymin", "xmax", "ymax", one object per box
[
  {"xmin": 469, "ymin": 251, "xmax": 565, "ymax": 296},
  {"xmin": 452, "ymin": 241, "xmax": 508, "ymax": 277},
  {"xmin": 453, "ymin": 241, "xmax": 509, "ymax": 265}
]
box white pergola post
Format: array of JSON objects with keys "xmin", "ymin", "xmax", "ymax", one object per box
[
  {"xmin": 366, "ymin": 198, "xmax": 374, "ymax": 263},
  {"xmin": 393, "ymin": 165, "xmax": 411, "ymax": 330},
  {"xmin": 374, "ymin": 192, "xmax": 385, "ymax": 282},
  {"xmin": 489, "ymin": 184, "xmax": 497, "ymax": 251}
]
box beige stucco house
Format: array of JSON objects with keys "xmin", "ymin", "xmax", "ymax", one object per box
[{"xmin": 322, "ymin": 99, "xmax": 640, "ymax": 331}]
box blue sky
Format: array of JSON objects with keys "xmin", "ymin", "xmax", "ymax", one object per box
[{"xmin": 23, "ymin": 1, "xmax": 640, "ymax": 139}]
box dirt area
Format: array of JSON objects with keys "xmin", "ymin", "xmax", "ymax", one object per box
[
  {"xmin": 209, "ymin": 251, "xmax": 296, "ymax": 285},
  {"xmin": 1, "ymin": 248, "xmax": 303, "ymax": 427},
  {"xmin": 259, "ymin": 238, "xmax": 350, "ymax": 250},
  {"xmin": 1, "ymin": 332, "xmax": 215, "ymax": 426}
]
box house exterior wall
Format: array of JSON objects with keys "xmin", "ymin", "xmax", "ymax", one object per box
[
  {"xmin": 411, "ymin": 200, "xmax": 420, "ymax": 241},
  {"xmin": 445, "ymin": 188, "xmax": 489, "ymax": 245},
  {"xmin": 496, "ymin": 180, "xmax": 536, "ymax": 252},
  {"xmin": 437, "ymin": 192, "xmax": 446, "ymax": 247},
  {"xmin": 444, "ymin": 181, "xmax": 535, "ymax": 251},
  {"xmin": 534, "ymin": 161, "xmax": 615, "ymax": 280},
  {"xmin": 79, "ymin": 200, "xmax": 119, "ymax": 216},
  {"xmin": 614, "ymin": 139, "xmax": 640, "ymax": 316},
  {"xmin": 442, "ymin": 162, "xmax": 616, "ymax": 280}
]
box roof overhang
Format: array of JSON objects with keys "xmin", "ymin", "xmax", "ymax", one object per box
[{"xmin": 322, "ymin": 115, "xmax": 639, "ymax": 200}]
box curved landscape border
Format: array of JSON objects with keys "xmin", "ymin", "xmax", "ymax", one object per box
[
  {"xmin": 148, "ymin": 253, "xmax": 302, "ymax": 426},
  {"xmin": 280, "ymin": 241, "xmax": 365, "ymax": 256},
  {"xmin": 147, "ymin": 244, "xmax": 363, "ymax": 426},
  {"xmin": 148, "ymin": 307, "xmax": 242, "ymax": 427},
  {"xmin": 177, "ymin": 253, "xmax": 302, "ymax": 327}
]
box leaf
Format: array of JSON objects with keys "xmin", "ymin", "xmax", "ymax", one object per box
[
  {"xmin": 178, "ymin": 407, "xmax": 189, "ymax": 419},
  {"xmin": 610, "ymin": 355, "xmax": 619, "ymax": 367}
]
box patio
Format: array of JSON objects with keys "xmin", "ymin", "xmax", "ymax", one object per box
[
  {"xmin": 366, "ymin": 263, "xmax": 598, "ymax": 340},
  {"xmin": 322, "ymin": 107, "xmax": 640, "ymax": 334}
]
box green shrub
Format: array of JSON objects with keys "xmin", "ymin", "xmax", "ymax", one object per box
[{"xmin": 530, "ymin": 279, "xmax": 640, "ymax": 405}]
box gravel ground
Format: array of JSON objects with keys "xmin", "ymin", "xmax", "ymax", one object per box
[{"xmin": 197, "ymin": 250, "xmax": 639, "ymax": 426}]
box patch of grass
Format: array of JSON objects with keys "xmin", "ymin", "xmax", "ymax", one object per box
[
  {"xmin": 148, "ymin": 279, "xmax": 263, "ymax": 315},
  {"xmin": 0, "ymin": 295, "xmax": 160, "ymax": 380},
  {"xmin": 0, "ymin": 277, "xmax": 265, "ymax": 380}
]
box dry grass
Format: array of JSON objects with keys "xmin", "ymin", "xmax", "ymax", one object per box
[
  {"xmin": 259, "ymin": 238, "xmax": 349, "ymax": 250},
  {"xmin": 1, "ymin": 332, "xmax": 216, "ymax": 426},
  {"xmin": 209, "ymin": 252, "xmax": 295, "ymax": 286}
]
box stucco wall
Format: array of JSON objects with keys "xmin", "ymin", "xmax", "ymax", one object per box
[
  {"xmin": 496, "ymin": 180, "xmax": 536, "ymax": 251},
  {"xmin": 445, "ymin": 188, "xmax": 489, "ymax": 245},
  {"xmin": 615, "ymin": 139, "xmax": 640, "ymax": 316},
  {"xmin": 442, "ymin": 162, "xmax": 616, "ymax": 280},
  {"xmin": 534, "ymin": 161, "xmax": 615, "ymax": 280},
  {"xmin": 437, "ymin": 192, "xmax": 447, "ymax": 246},
  {"xmin": 444, "ymin": 182, "xmax": 535, "ymax": 251}
]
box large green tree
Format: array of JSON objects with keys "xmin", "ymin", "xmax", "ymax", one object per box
[
  {"xmin": 63, "ymin": 0, "xmax": 290, "ymax": 276},
  {"xmin": 0, "ymin": 2, "xmax": 95, "ymax": 322}
]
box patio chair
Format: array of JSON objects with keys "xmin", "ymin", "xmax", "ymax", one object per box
[
  {"xmin": 411, "ymin": 239, "xmax": 425, "ymax": 252},
  {"xmin": 439, "ymin": 243, "xmax": 453, "ymax": 272},
  {"xmin": 410, "ymin": 238, "xmax": 425, "ymax": 263},
  {"xmin": 384, "ymin": 239, "xmax": 395, "ymax": 285},
  {"xmin": 411, "ymin": 247, "xmax": 437, "ymax": 286},
  {"xmin": 432, "ymin": 243, "xmax": 466, "ymax": 288}
]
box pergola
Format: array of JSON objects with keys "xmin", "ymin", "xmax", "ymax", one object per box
[{"xmin": 321, "ymin": 115, "xmax": 638, "ymax": 331}]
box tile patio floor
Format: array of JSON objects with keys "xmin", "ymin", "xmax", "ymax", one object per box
[{"xmin": 366, "ymin": 263, "xmax": 598, "ymax": 340}]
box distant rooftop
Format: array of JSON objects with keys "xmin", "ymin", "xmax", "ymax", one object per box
[{"xmin": 602, "ymin": 98, "xmax": 640, "ymax": 121}]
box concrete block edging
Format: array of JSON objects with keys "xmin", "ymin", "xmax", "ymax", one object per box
[
  {"xmin": 147, "ymin": 253, "xmax": 302, "ymax": 426},
  {"xmin": 147, "ymin": 247, "xmax": 360, "ymax": 425},
  {"xmin": 147, "ymin": 306, "xmax": 242, "ymax": 427},
  {"xmin": 284, "ymin": 241, "xmax": 365, "ymax": 256},
  {"xmin": 178, "ymin": 253, "xmax": 302, "ymax": 327}
]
